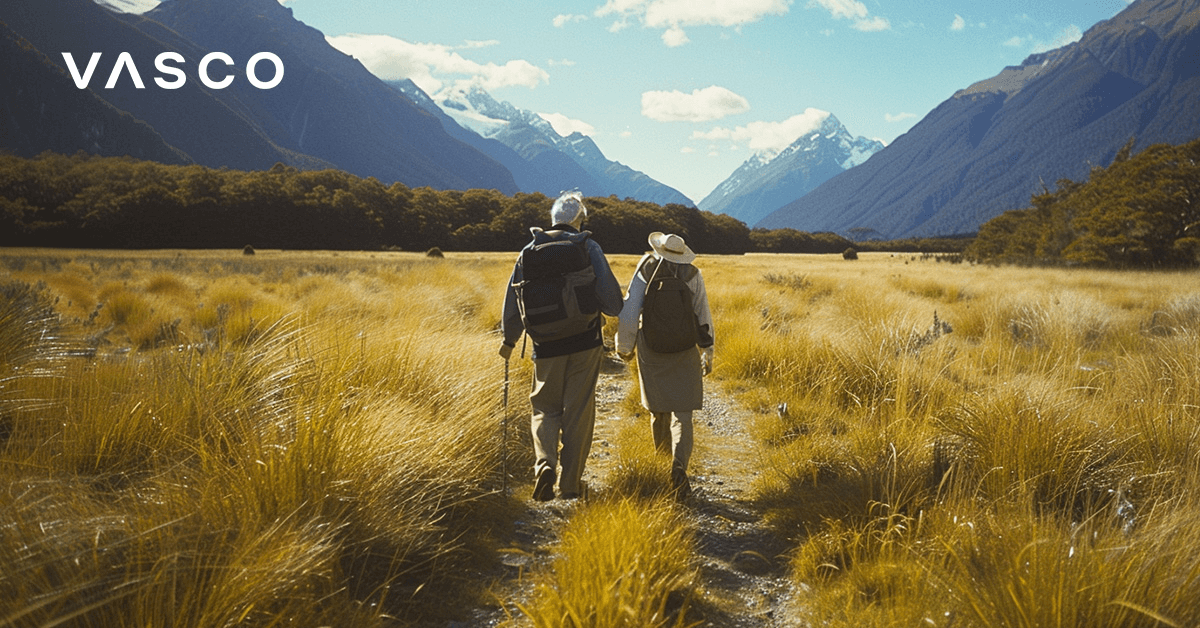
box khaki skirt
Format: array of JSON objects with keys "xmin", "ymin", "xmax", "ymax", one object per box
[{"xmin": 635, "ymin": 331, "xmax": 703, "ymax": 412}]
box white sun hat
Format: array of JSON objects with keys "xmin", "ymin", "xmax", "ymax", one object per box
[{"xmin": 648, "ymin": 231, "xmax": 696, "ymax": 264}]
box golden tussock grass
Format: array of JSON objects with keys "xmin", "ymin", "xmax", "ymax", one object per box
[
  {"xmin": 519, "ymin": 498, "xmax": 697, "ymax": 628},
  {"xmin": 703, "ymin": 252, "xmax": 1200, "ymax": 627},
  {"xmin": 4, "ymin": 247, "xmax": 1199, "ymax": 627},
  {"xmin": 0, "ymin": 249, "xmax": 522, "ymax": 627}
]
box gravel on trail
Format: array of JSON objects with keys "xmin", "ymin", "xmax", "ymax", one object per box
[{"xmin": 458, "ymin": 354, "xmax": 803, "ymax": 627}]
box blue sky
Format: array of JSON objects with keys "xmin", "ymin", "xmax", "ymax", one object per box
[{"xmin": 290, "ymin": 0, "xmax": 1134, "ymax": 203}]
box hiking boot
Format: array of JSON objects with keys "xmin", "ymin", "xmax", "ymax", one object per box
[
  {"xmin": 670, "ymin": 466, "xmax": 691, "ymax": 501},
  {"xmin": 532, "ymin": 467, "xmax": 556, "ymax": 502}
]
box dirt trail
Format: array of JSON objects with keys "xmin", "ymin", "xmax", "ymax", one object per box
[{"xmin": 460, "ymin": 356, "xmax": 800, "ymax": 627}]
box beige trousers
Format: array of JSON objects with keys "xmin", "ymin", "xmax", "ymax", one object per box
[
  {"xmin": 651, "ymin": 410, "xmax": 693, "ymax": 472},
  {"xmin": 529, "ymin": 345, "xmax": 603, "ymax": 496}
]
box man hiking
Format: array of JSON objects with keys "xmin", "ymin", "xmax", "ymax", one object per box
[{"xmin": 500, "ymin": 191, "xmax": 623, "ymax": 501}]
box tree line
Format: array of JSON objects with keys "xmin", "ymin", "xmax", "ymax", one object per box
[
  {"xmin": 967, "ymin": 137, "xmax": 1200, "ymax": 268},
  {"xmin": 0, "ymin": 151, "xmax": 971, "ymax": 256}
]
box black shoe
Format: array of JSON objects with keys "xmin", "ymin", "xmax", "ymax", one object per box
[
  {"xmin": 532, "ymin": 467, "xmax": 556, "ymax": 502},
  {"xmin": 670, "ymin": 466, "xmax": 691, "ymax": 500}
]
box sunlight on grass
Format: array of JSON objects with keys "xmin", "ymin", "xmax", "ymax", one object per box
[
  {"xmin": 0, "ymin": 250, "xmax": 523, "ymax": 626},
  {"xmin": 519, "ymin": 498, "xmax": 696, "ymax": 628},
  {"xmin": 3, "ymin": 248, "xmax": 1199, "ymax": 626},
  {"xmin": 702, "ymin": 252, "xmax": 1200, "ymax": 626}
]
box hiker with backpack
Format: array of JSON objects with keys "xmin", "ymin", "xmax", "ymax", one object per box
[
  {"xmin": 499, "ymin": 191, "xmax": 623, "ymax": 501},
  {"xmin": 615, "ymin": 232, "xmax": 714, "ymax": 499}
]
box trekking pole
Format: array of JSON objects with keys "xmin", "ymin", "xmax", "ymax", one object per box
[{"xmin": 502, "ymin": 356, "xmax": 509, "ymax": 496}]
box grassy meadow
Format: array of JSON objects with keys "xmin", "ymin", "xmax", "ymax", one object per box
[{"xmin": 1, "ymin": 247, "xmax": 1198, "ymax": 627}]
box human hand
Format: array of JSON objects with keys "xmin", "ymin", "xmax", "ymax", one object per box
[
  {"xmin": 499, "ymin": 342, "xmax": 514, "ymax": 360},
  {"xmin": 700, "ymin": 347, "xmax": 713, "ymax": 376},
  {"xmin": 618, "ymin": 352, "xmax": 633, "ymax": 362}
]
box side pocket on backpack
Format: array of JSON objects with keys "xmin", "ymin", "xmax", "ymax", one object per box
[{"xmin": 574, "ymin": 278, "xmax": 599, "ymax": 315}]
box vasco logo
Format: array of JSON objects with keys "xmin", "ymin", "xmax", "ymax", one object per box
[{"xmin": 61, "ymin": 52, "xmax": 285, "ymax": 90}]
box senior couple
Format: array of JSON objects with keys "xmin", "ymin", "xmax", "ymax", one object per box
[{"xmin": 499, "ymin": 191, "xmax": 714, "ymax": 501}]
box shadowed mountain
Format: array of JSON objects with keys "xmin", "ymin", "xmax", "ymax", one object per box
[
  {"xmin": 0, "ymin": 0, "xmax": 326, "ymax": 171},
  {"xmin": 142, "ymin": 0, "xmax": 518, "ymax": 192},
  {"xmin": 1, "ymin": 0, "xmax": 519, "ymax": 192},
  {"xmin": 0, "ymin": 21, "xmax": 189, "ymax": 164},
  {"xmin": 757, "ymin": 0, "xmax": 1200, "ymax": 238}
]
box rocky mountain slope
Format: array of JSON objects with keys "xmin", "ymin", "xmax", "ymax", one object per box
[
  {"xmin": 758, "ymin": 0, "xmax": 1200, "ymax": 238},
  {"xmin": 699, "ymin": 112, "xmax": 882, "ymax": 227}
]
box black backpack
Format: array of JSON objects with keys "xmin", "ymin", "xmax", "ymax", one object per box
[
  {"xmin": 513, "ymin": 230, "xmax": 600, "ymax": 343},
  {"xmin": 641, "ymin": 257, "xmax": 698, "ymax": 353}
]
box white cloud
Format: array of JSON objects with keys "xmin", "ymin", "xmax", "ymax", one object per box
[
  {"xmin": 620, "ymin": 130, "xmax": 633, "ymax": 138},
  {"xmin": 807, "ymin": 0, "xmax": 889, "ymax": 32},
  {"xmin": 595, "ymin": 0, "xmax": 790, "ymax": 46},
  {"xmin": 691, "ymin": 108, "xmax": 831, "ymax": 158},
  {"xmin": 950, "ymin": 14, "xmax": 965, "ymax": 31},
  {"xmin": 641, "ymin": 85, "xmax": 750, "ymax": 122},
  {"xmin": 853, "ymin": 16, "xmax": 890, "ymax": 31},
  {"xmin": 681, "ymin": 146, "xmax": 695, "ymax": 154},
  {"xmin": 1003, "ymin": 35, "xmax": 1029, "ymax": 47},
  {"xmin": 553, "ymin": 13, "xmax": 589, "ymax": 27},
  {"xmin": 539, "ymin": 112, "xmax": 597, "ymax": 137},
  {"xmin": 463, "ymin": 39, "xmax": 500, "ymax": 49},
  {"xmin": 1032, "ymin": 24, "xmax": 1083, "ymax": 53},
  {"xmin": 326, "ymin": 33, "xmax": 549, "ymax": 94},
  {"xmin": 662, "ymin": 24, "xmax": 691, "ymax": 46},
  {"xmin": 808, "ymin": 0, "xmax": 866, "ymax": 20},
  {"xmin": 885, "ymin": 112, "xmax": 917, "ymax": 123}
]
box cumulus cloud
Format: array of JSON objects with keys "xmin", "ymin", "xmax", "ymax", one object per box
[
  {"xmin": 950, "ymin": 14, "xmax": 965, "ymax": 31},
  {"xmin": 595, "ymin": 0, "xmax": 790, "ymax": 46},
  {"xmin": 326, "ymin": 33, "xmax": 548, "ymax": 95},
  {"xmin": 641, "ymin": 85, "xmax": 750, "ymax": 122},
  {"xmin": 539, "ymin": 112, "xmax": 597, "ymax": 137},
  {"xmin": 885, "ymin": 112, "xmax": 917, "ymax": 123},
  {"xmin": 691, "ymin": 108, "xmax": 831, "ymax": 158},
  {"xmin": 662, "ymin": 24, "xmax": 690, "ymax": 46}
]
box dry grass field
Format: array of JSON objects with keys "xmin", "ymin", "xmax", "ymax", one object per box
[{"xmin": 1, "ymin": 247, "xmax": 1198, "ymax": 627}]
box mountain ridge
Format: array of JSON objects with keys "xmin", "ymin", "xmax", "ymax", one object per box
[
  {"xmin": 431, "ymin": 85, "xmax": 694, "ymax": 206},
  {"xmin": 758, "ymin": 0, "xmax": 1200, "ymax": 238},
  {"xmin": 698, "ymin": 111, "xmax": 883, "ymax": 227}
]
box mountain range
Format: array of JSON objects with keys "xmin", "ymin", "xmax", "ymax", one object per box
[
  {"xmin": 397, "ymin": 82, "xmax": 693, "ymax": 206},
  {"xmin": 757, "ymin": 0, "xmax": 1200, "ymax": 238},
  {"xmin": 0, "ymin": 0, "xmax": 693, "ymax": 207},
  {"xmin": 698, "ymin": 112, "xmax": 883, "ymax": 227}
]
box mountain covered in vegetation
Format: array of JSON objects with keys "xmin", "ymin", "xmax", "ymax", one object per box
[
  {"xmin": 968, "ymin": 137, "xmax": 1200, "ymax": 268},
  {"xmin": 758, "ymin": 0, "xmax": 1200, "ymax": 239}
]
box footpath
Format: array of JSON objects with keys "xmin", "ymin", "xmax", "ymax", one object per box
[{"xmin": 462, "ymin": 355, "xmax": 800, "ymax": 627}]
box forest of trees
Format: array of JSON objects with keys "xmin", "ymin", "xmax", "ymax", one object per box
[
  {"xmin": 968, "ymin": 137, "xmax": 1200, "ymax": 268},
  {"xmin": 0, "ymin": 152, "xmax": 971, "ymax": 256}
]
